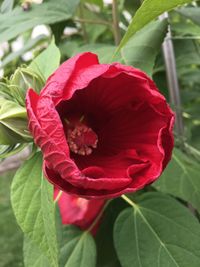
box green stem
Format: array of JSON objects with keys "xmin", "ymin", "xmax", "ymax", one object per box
[
  {"xmin": 79, "ymin": 3, "xmax": 88, "ymax": 43},
  {"xmin": 86, "ymin": 200, "xmax": 111, "ymax": 233},
  {"xmin": 74, "ymin": 18, "xmax": 112, "ymax": 26},
  {"xmin": 54, "ymin": 190, "xmax": 63, "ymax": 204},
  {"xmin": 112, "ymin": 0, "xmax": 121, "ymax": 45},
  {"xmin": 121, "ymin": 194, "xmax": 137, "ymax": 208}
]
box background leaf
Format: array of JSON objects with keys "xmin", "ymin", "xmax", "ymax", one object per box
[
  {"xmin": 0, "ymin": 171, "xmax": 23, "ymax": 267},
  {"xmin": 0, "ymin": 0, "xmax": 80, "ymax": 42},
  {"xmin": 0, "ymin": 99, "xmax": 31, "ymax": 144},
  {"xmin": 121, "ymin": 19, "xmax": 168, "ymax": 76},
  {"xmin": 95, "ymin": 198, "xmax": 127, "ymax": 267},
  {"xmin": 11, "ymin": 153, "xmax": 59, "ymax": 267},
  {"xmin": 154, "ymin": 148, "xmax": 200, "ymax": 213},
  {"xmin": 72, "ymin": 44, "xmax": 117, "ymax": 63},
  {"xmin": 115, "ymin": 0, "xmax": 195, "ymax": 53},
  {"xmin": 82, "ymin": 0, "xmax": 103, "ymax": 9},
  {"xmin": 29, "ymin": 39, "xmax": 61, "ymax": 80},
  {"xmin": 178, "ymin": 8, "xmax": 200, "ymax": 27},
  {"xmin": 114, "ymin": 193, "xmax": 200, "ymax": 267},
  {"xmin": 23, "ymin": 236, "xmax": 50, "ymax": 267},
  {"xmin": 60, "ymin": 226, "xmax": 96, "ymax": 267},
  {"xmin": 0, "ymin": 0, "xmax": 14, "ymax": 14}
]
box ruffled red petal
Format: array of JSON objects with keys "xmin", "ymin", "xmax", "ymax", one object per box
[
  {"xmin": 54, "ymin": 188, "xmax": 104, "ymax": 233},
  {"xmin": 26, "ymin": 52, "xmax": 174, "ymax": 199}
]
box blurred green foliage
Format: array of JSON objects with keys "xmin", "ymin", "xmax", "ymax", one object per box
[{"xmin": 0, "ymin": 171, "xmax": 23, "ymax": 267}]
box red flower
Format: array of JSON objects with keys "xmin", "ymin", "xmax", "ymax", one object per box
[
  {"xmin": 54, "ymin": 188, "xmax": 104, "ymax": 233},
  {"xmin": 26, "ymin": 52, "xmax": 174, "ymax": 199}
]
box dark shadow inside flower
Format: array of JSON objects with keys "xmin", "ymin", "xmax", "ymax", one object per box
[{"xmin": 56, "ymin": 72, "xmax": 170, "ymax": 181}]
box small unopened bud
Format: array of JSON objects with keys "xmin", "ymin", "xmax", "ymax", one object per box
[
  {"xmin": 10, "ymin": 67, "xmax": 44, "ymax": 106},
  {"xmin": 0, "ymin": 97, "xmax": 32, "ymax": 145}
]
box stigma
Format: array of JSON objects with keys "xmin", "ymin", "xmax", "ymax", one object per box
[{"xmin": 67, "ymin": 123, "xmax": 98, "ymax": 156}]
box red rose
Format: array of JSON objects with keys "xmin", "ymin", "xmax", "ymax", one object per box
[
  {"xmin": 54, "ymin": 188, "xmax": 104, "ymax": 233},
  {"xmin": 26, "ymin": 52, "xmax": 174, "ymax": 199}
]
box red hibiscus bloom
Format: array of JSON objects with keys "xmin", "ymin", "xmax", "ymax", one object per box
[
  {"xmin": 26, "ymin": 52, "xmax": 174, "ymax": 199},
  {"xmin": 54, "ymin": 188, "xmax": 104, "ymax": 233}
]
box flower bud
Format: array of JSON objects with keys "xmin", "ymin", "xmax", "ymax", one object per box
[
  {"xmin": 0, "ymin": 82, "xmax": 13, "ymax": 101},
  {"xmin": 0, "ymin": 97, "xmax": 32, "ymax": 145},
  {"xmin": 10, "ymin": 67, "xmax": 44, "ymax": 106}
]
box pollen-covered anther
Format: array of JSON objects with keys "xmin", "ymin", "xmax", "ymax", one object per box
[{"xmin": 67, "ymin": 124, "xmax": 98, "ymax": 156}]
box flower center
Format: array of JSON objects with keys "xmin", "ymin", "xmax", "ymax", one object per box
[{"xmin": 67, "ymin": 123, "xmax": 98, "ymax": 156}]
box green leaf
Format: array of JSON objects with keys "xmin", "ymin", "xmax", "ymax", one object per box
[
  {"xmin": 24, "ymin": 236, "xmax": 50, "ymax": 267},
  {"xmin": 0, "ymin": 82, "xmax": 13, "ymax": 101},
  {"xmin": 55, "ymin": 205, "xmax": 63, "ymax": 253},
  {"xmin": 172, "ymin": 14, "xmax": 200, "ymax": 36},
  {"xmin": 0, "ymin": 143, "xmax": 27, "ymax": 159},
  {"xmin": 121, "ymin": 19, "xmax": 168, "ymax": 76},
  {"xmin": 60, "ymin": 226, "xmax": 96, "ymax": 267},
  {"xmin": 82, "ymin": 0, "xmax": 103, "ymax": 9},
  {"xmin": 174, "ymin": 40, "xmax": 200, "ymax": 70},
  {"xmin": 79, "ymin": 7, "xmax": 107, "ymax": 43},
  {"xmin": 0, "ymin": 0, "xmax": 14, "ymax": 13},
  {"xmin": 11, "ymin": 153, "xmax": 59, "ymax": 267},
  {"xmin": 29, "ymin": 38, "xmax": 61, "ymax": 80},
  {"xmin": 0, "ymin": 98, "xmax": 27, "ymax": 120},
  {"xmin": 10, "ymin": 67, "xmax": 45, "ymax": 106},
  {"xmin": 0, "ymin": 171, "xmax": 23, "ymax": 267},
  {"xmin": 73, "ymin": 20, "xmax": 167, "ymax": 75},
  {"xmin": 0, "ymin": 0, "xmax": 80, "ymax": 42},
  {"xmin": 178, "ymin": 8, "xmax": 200, "ymax": 27},
  {"xmin": 0, "ymin": 99, "xmax": 31, "ymax": 144},
  {"xmin": 115, "ymin": 0, "xmax": 195, "ymax": 53},
  {"xmin": 95, "ymin": 198, "xmax": 126, "ymax": 267},
  {"xmin": 114, "ymin": 193, "xmax": 200, "ymax": 267},
  {"xmin": 154, "ymin": 148, "xmax": 200, "ymax": 213},
  {"xmin": 73, "ymin": 43, "xmax": 117, "ymax": 63},
  {"xmin": 59, "ymin": 41, "xmax": 80, "ymax": 58}
]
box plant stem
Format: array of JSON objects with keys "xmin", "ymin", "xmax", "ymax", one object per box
[
  {"xmin": 79, "ymin": 3, "xmax": 88, "ymax": 43},
  {"xmin": 54, "ymin": 190, "xmax": 63, "ymax": 204},
  {"xmin": 74, "ymin": 18, "xmax": 112, "ymax": 26},
  {"xmin": 159, "ymin": 12, "xmax": 184, "ymax": 140},
  {"xmin": 121, "ymin": 194, "xmax": 137, "ymax": 208},
  {"xmin": 86, "ymin": 200, "xmax": 111, "ymax": 233},
  {"xmin": 112, "ymin": 0, "xmax": 121, "ymax": 45}
]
